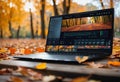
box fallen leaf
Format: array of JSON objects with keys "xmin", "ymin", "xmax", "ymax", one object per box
[
  {"xmin": 9, "ymin": 76, "xmax": 24, "ymax": 82},
  {"xmin": 0, "ymin": 53, "xmax": 8, "ymax": 58},
  {"xmin": 75, "ymin": 56, "xmax": 88, "ymax": 63},
  {"xmin": 0, "ymin": 68, "xmax": 13, "ymax": 75},
  {"xmin": 86, "ymin": 62, "xmax": 107, "ymax": 68},
  {"xmin": 35, "ymin": 63, "xmax": 47, "ymax": 70},
  {"xmin": 0, "ymin": 48, "xmax": 6, "ymax": 53},
  {"xmin": 42, "ymin": 75, "xmax": 56, "ymax": 82},
  {"xmin": 108, "ymin": 61, "xmax": 120, "ymax": 67},
  {"xmin": 17, "ymin": 67, "xmax": 30, "ymax": 76},
  {"xmin": 27, "ymin": 69, "xmax": 43, "ymax": 80},
  {"xmin": 24, "ymin": 48, "xmax": 32, "ymax": 54},
  {"xmin": 36, "ymin": 47, "xmax": 45, "ymax": 52},
  {"xmin": 17, "ymin": 66, "xmax": 42, "ymax": 80},
  {"xmin": 0, "ymin": 69, "xmax": 7, "ymax": 75},
  {"xmin": 9, "ymin": 47, "xmax": 16, "ymax": 55},
  {"xmin": 88, "ymin": 80, "xmax": 101, "ymax": 82},
  {"xmin": 71, "ymin": 76, "xmax": 89, "ymax": 82}
]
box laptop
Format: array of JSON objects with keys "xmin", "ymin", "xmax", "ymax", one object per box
[{"xmin": 14, "ymin": 8, "xmax": 114, "ymax": 62}]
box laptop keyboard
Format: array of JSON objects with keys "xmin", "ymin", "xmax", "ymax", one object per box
[
  {"xmin": 47, "ymin": 52, "xmax": 106, "ymax": 59},
  {"xmin": 48, "ymin": 52, "xmax": 95, "ymax": 56}
]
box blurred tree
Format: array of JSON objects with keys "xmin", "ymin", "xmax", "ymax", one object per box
[
  {"xmin": 28, "ymin": 0, "xmax": 35, "ymax": 39},
  {"xmin": 35, "ymin": 21, "xmax": 39, "ymax": 38},
  {"xmin": 34, "ymin": 0, "xmax": 46, "ymax": 39},
  {"xmin": 52, "ymin": 0, "xmax": 59, "ymax": 15},
  {"xmin": 30, "ymin": 8, "xmax": 34, "ymax": 39},
  {"xmin": 100, "ymin": 0, "xmax": 105, "ymax": 9},
  {"xmin": 13, "ymin": 0, "xmax": 26, "ymax": 39},
  {"xmin": 40, "ymin": 0, "xmax": 46, "ymax": 39},
  {"xmin": 0, "ymin": 1, "xmax": 10, "ymax": 38},
  {"xmin": 7, "ymin": 1, "xmax": 17, "ymax": 38},
  {"xmin": 110, "ymin": 0, "xmax": 114, "ymax": 8},
  {"xmin": 63, "ymin": 0, "xmax": 71, "ymax": 14}
]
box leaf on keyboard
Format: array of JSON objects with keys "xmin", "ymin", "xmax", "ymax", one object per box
[
  {"xmin": 35, "ymin": 63, "xmax": 47, "ymax": 70},
  {"xmin": 75, "ymin": 56, "xmax": 88, "ymax": 63}
]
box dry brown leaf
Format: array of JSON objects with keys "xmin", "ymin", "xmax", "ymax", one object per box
[
  {"xmin": 17, "ymin": 67, "xmax": 30, "ymax": 76},
  {"xmin": 0, "ymin": 69, "xmax": 7, "ymax": 75},
  {"xmin": 0, "ymin": 53, "xmax": 8, "ymax": 58},
  {"xmin": 9, "ymin": 76, "xmax": 24, "ymax": 82},
  {"xmin": 17, "ymin": 67, "xmax": 42, "ymax": 80},
  {"xmin": 86, "ymin": 62, "xmax": 106, "ymax": 68},
  {"xmin": 27, "ymin": 69, "xmax": 43, "ymax": 80},
  {"xmin": 75, "ymin": 56, "xmax": 88, "ymax": 63},
  {"xmin": 0, "ymin": 68, "xmax": 13, "ymax": 75}
]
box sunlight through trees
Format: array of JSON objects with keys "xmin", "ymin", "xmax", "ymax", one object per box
[{"xmin": 0, "ymin": 0, "xmax": 120, "ymax": 38}]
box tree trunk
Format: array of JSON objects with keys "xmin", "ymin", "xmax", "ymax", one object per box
[
  {"xmin": 35, "ymin": 21, "xmax": 39, "ymax": 38},
  {"xmin": 66, "ymin": 0, "xmax": 71, "ymax": 14},
  {"xmin": 17, "ymin": 25, "xmax": 21, "ymax": 39},
  {"xmin": 110, "ymin": 0, "xmax": 113, "ymax": 8},
  {"xmin": 40, "ymin": 0, "xmax": 45, "ymax": 39},
  {"xmin": 63, "ymin": 0, "xmax": 67, "ymax": 14},
  {"xmin": 8, "ymin": 20, "xmax": 13, "ymax": 38},
  {"xmin": 63, "ymin": 0, "xmax": 71, "ymax": 14},
  {"xmin": 29, "ymin": 8, "xmax": 34, "ymax": 39},
  {"xmin": 0, "ymin": 27, "xmax": 3, "ymax": 38},
  {"xmin": 53, "ymin": 0, "xmax": 59, "ymax": 16},
  {"xmin": 100, "ymin": 0, "xmax": 105, "ymax": 9}
]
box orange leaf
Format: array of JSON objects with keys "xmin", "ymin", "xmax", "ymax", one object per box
[
  {"xmin": 24, "ymin": 49, "xmax": 32, "ymax": 54},
  {"xmin": 36, "ymin": 47, "xmax": 45, "ymax": 52},
  {"xmin": 108, "ymin": 61, "xmax": 120, "ymax": 67},
  {"xmin": 75, "ymin": 56, "xmax": 88, "ymax": 63},
  {"xmin": 9, "ymin": 48, "xmax": 16, "ymax": 55},
  {"xmin": 35, "ymin": 63, "xmax": 47, "ymax": 70},
  {"xmin": 71, "ymin": 77, "xmax": 89, "ymax": 82}
]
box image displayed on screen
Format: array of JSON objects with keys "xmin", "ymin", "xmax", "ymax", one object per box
[
  {"xmin": 46, "ymin": 12, "xmax": 113, "ymax": 52},
  {"xmin": 61, "ymin": 15, "xmax": 112, "ymax": 32}
]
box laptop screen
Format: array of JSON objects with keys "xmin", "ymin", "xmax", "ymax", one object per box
[{"xmin": 46, "ymin": 8, "xmax": 114, "ymax": 53}]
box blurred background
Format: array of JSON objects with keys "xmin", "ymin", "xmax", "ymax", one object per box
[{"xmin": 0, "ymin": 0, "xmax": 120, "ymax": 39}]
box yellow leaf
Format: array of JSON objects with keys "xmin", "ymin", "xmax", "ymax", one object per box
[
  {"xmin": 0, "ymin": 48, "xmax": 6, "ymax": 53},
  {"xmin": 35, "ymin": 63, "xmax": 47, "ymax": 70},
  {"xmin": 75, "ymin": 56, "xmax": 88, "ymax": 63}
]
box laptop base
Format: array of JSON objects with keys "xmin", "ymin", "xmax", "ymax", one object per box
[{"xmin": 14, "ymin": 52, "xmax": 109, "ymax": 63}]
